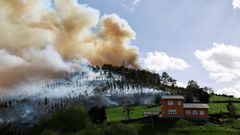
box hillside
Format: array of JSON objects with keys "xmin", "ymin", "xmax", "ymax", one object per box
[
  {"xmin": 0, "ymin": 65, "xmax": 166, "ymax": 129},
  {"xmin": 0, "ymin": 64, "xmax": 214, "ymax": 131},
  {"xmin": 28, "ymin": 102, "xmax": 240, "ymax": 135}
]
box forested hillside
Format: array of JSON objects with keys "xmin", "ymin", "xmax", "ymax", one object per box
[{"xmin": 97, "ymin": 64, "xmax": 210, "ymax": 103}]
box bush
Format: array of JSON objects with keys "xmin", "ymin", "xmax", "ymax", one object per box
[
  {"xmin": 104, "ymin": 123, "xmax": 138, "ymax": 135},
  {"xmin": 88, "ymin": 106, "xmax": 107, "ymax": 124},
  {"xmin": 227, "ymin": 102, "xmax": 238, "ymax": 118},
  {"xmin": 33, "ymin": 106, "xmax": 89, "ymax": 134},
  {"xmin": 50, "ymin": 106, "xmax": 89, "ymax": 133},
  {"xmin": 33, "ymin": 107, "xmax": 138, "ymax": 135},
  {"xmin": 77, "ymin": 126, "xmax": 105, "ymax": 135},
  {"xmin": 174, "ymin": 119, "xmax": 192, "ymax": 128},
  {"xmin": 40, "ymin": 129, "xmax": 59, "ymax": 135}
]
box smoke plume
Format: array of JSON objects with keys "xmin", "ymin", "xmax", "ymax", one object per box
[{"xmin": 0, "ymin": 0, "xmax": 138, "ymax": 88}]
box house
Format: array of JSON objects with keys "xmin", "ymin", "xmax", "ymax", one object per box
[
  {"xmin": 183, "ymin": 103, "xmax": 209, "ymax": 119},
  {"xmin": 160, "ymin": 95, "xmax": 209, "ymax": 120},
  {"xmin": 160, "ymin": 96, "xmax": 185, "ymax": 118}
]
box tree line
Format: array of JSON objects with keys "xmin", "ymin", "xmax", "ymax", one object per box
[{"xmin": 93, "ymin": 64, "xmax": 210, "ymax": 103}]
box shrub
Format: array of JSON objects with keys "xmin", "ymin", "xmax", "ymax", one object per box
[
  {"xmin": 33, "ymin": 106, "xmax": 138, "ymax": 135},
  {"xmin": 174, "ymin": 119, "xmax": 192, "ymax": 128},
  {"xmin": 104, "ymin": 123, "xmax": 138, "ymax": 135},
  {"xmin": 33, "ymin": 106, "xmax": 89, "ymax": 134},
  {"xmin": 40, "ymin": 129, "xmax": 59, "ymax": 135},
  {"xmin": 227, "ymin": 101, "xmax": 238, "ymax": 118},
  {"xmin": 77, "ymin": 127, "xmax": 105, "ymax": 135},
  {"xmin": 50, "ymin": 106, "xmax": 89, "ymax": 133},
  {"xmin": 88, "ymin": 106, "xmax": 107, "ymax": 124}
]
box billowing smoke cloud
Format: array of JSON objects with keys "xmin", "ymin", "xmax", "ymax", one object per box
[{"xmin": 0, "ymin": 0, "xmax": 138, "ymax": 88}]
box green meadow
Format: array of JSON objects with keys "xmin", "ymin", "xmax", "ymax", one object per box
[
  {"xmin": 33, "ymin": 95, "xmax": 240, "ymax": 135},
  {"xmin": 104, "ymin": 95, "xmax": 240, "ymax": 135}
]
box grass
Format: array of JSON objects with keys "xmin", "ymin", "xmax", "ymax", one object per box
[
  {"xmin": 104, "ymin": 95, "xmax": 240, "ymax": 135},
  {"xmin": 208, "ymin": 103, "xmax": 240, "ymax": 114},
  {"xmin": 127, "ymin": 118, "xmax": 240, "ymax": 135},
  {"xmin": 208, "ymin": 95, "xmax": 240, "ymax": 114},
  {"xmin": 210, "ymin": 95, "xmax": 240, "ymax": 102},
  {"xmin": 221, "ymin": 118, "xmax": 240, "ymax": 130},
  {"xmin": 107, "ymin": 103, "xmax": 240, "ymax": 119},
  {"xmin": 169, "ymin": 123, "xmax": 239, "ymax": 135},
  {"xmin": 106, "ymin": 106, "xmax": 161, "ymax": 122},
  {"xmin": 208, "ymin": 103, "xmax": 228, "ymax": 114},
  {"xmin": 106, "ymin": 95, "xmax": 240, "ymax": 121},
  {"xmin": 107, "ymin": 102, "xmax": 240, "ymax": 121},
  {"xmin": 107, "ymin": 103, "xmax": 240, "ymax": 120}
]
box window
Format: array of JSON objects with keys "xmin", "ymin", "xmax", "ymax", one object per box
[
  {"xmin": 177, "ymin": 100, "xmax": 182, "ymax": 106},
  {"xmin": 186, "ymin": 110, "xmax": 191, "ymax": 115},
  {"xmin": 199, "ymin": 110, "xmax": 205, "ymax": 115},
  {"xmin": 168, "ymin": 109, "xmax": 177, "ymax": 115},
  {"xmin": 192, "ymin": 110, "xmax": 198, "ymax": 115},
  {"xmin": 168, "ymin": 100, "xmax": 174, "ymax": 105}
]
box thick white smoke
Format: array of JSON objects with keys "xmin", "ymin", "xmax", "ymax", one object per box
[{"xmin": 0, "ymin": 0, "xmax": 138, "ymax": 89}]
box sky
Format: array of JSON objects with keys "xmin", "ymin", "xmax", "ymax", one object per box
[{"xmin": 77, "ymin": 0, "xmax": 240, "ymax": 96}]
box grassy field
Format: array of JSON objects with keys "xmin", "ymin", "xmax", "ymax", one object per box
[
  {"xmin": 208, "ymin": 103, "xmax": 228, "ymax": 114},
  {"xmin": 106, "ymin": 106, "xmax": 160, "ymax": 122},
  {"xmin": 208, "ymin": 103, "xmax": 240, "ymax": 114},
  {"xmin": 107, "ymin": 103, "xmax": 240, "ymax": 121},
  {"xmin": 208, "ymin": 95, "xmax": 240, "ymax": 114},
  {"xmin": 106, "ymin": 106, "xmax": 240, "ymax": 135},
  {"xmin": 105, "ymin": 95, "xmax": 240, "ymax": 135},
  {"xmin": 126, "ymin": 118, "xmax": 240, "ymax": 135},
  {"xmin": 33, "ymin": 95, "xmax": 240, "ymax": 135},
  {"xmin": 210, "ymin": 95, "xmax": 240, "ymax": 102}
]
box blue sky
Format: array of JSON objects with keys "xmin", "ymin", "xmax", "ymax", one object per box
[{"xmin": 77, "ymin": 0, "xmax": 240, "ymax": 96}]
